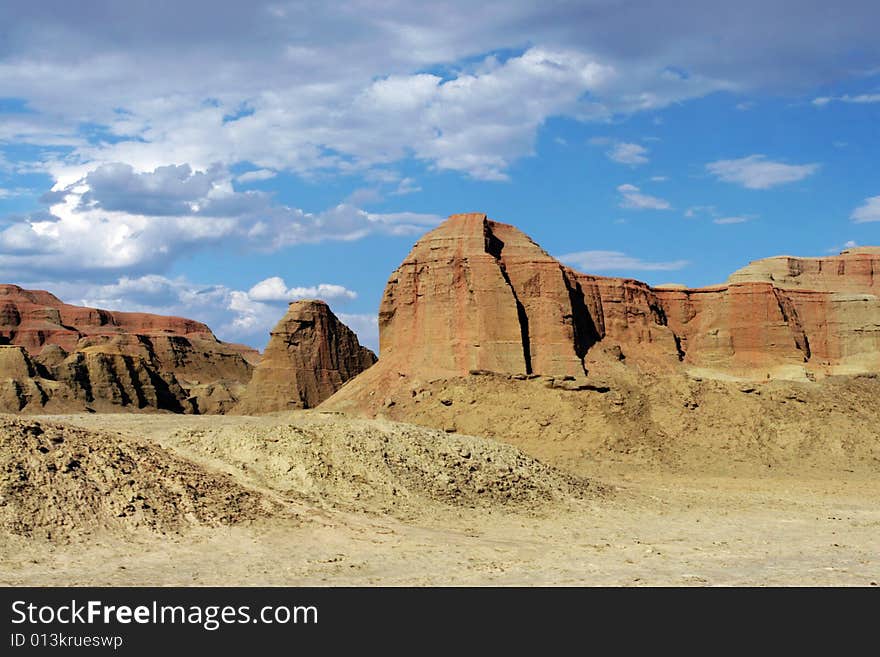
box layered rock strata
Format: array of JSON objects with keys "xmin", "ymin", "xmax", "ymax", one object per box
[
  {"xmin": 236, "ymin": 300, "xmax": 376, "ymax": 413},
  {"xmin": 0, "ymin": 285, "xmax": 255, "ymax": 413},
  {"xmin": 326, "ymin": 212, "xmax": 880, "ymax": 410}
]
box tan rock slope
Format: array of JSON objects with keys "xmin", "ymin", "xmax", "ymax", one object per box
[
  {"xmin": 325, "ymin": 212, "xmax": 880, "ymax": 415},
  {"xmin": 236, "ymin": 300, "xmax": 376, "ymax": 413},
  {"xmin": 0, "ymin": 284, "xmax": 256, "ymax": 413}
]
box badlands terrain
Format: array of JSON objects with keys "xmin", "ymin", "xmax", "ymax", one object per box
[{"xmin": 1, "ymin": 213, "xmax": 879, "ymax": 586}]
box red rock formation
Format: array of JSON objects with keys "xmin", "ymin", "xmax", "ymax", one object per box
[
  {"xmin": 373, "ymin": 213, "xmax": 684, "ymax": 380},
  {"xmin": 0, "ymin": 284, "xmax": 255, "ymax": 413},
  {"xmin": 727, "ymin": 246, "xmax": 879, "ymax": 293},
  {"xmin": 0, "ymin": 284, "xmax": 216, "ymax": 354},
  {"xmin": 325, "ymin": 212, "xmax": 880, "ymax": 408},
  {"xmin": 237, "ymin": 300, "xmax": 376, "ymax": 413}
]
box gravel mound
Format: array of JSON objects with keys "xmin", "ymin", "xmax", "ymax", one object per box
[{"xmin": 0, "ymin": 416, "xmax": 273, "ymax": 541}]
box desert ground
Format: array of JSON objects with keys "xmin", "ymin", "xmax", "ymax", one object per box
[{"xmin": 2, "ymin": 406, "xmax": 877, "ymax": 586}]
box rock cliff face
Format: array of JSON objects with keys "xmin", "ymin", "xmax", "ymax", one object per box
[
  {"xmin": 236, "ymin": 300, "xmax": 376, "ymax": 413},
  {"xmin": 655, "ymin": 246, "xmax": 880, "ymax": 377},
  {"xmin": 0, "ymin": 285, "xmax": 255, "ymax": 413},
  {"xmin": 325, "ymin": 212, "xmax": 880, "ymax": 411},
  {"xmin": 371, "ymin": 213, "xmax": 683, "ymax": 381}
]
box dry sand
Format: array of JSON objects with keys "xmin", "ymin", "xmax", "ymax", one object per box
[{"xmin": 1, "ymin": 409, "xmax": 877, "ymax": 586}]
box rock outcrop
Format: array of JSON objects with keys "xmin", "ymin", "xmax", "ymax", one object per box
[
  {"xmin": 0, "ymin": 285, "xmax": 256, "ymax": 413},
  {"xmin": 324, "ymin": 213, "xmax": 880, "ymax": 413},
  {"xmin": 236, "ymin": 300, "xmax": 376, "ymax": 413}
]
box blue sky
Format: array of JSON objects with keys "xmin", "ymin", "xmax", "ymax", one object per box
[{"xmin": 1, "ymin": 1, "xmax": 878, "ymax": 351}]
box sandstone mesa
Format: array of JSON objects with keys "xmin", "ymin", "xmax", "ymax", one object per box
[{"xmin": 325, "ymin": 212, "xmax": 879, "ymax": 411}]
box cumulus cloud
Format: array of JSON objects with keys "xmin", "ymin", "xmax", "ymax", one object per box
[
  {"xmin": 80, "ymin": 163, "xmax": 225, "ymax": 216},
  {"xmin": 558, "ymin": 250, "xmax": 688, "ymax": 272},
  {"xmin": 247, "ymin": 277, "xmax": 357, "ymax": 302},
  {"xmin": 0, "ymin": 163, "xmax": 443, "ymax": 280},
  {"xmin": 0, "ymin": 0, "xmax": 875, "ymax": 189},
  {"xmin": 617, "ymin": 183, "xmax": 671, "ymax": 210},
  {"xmin": 606, "ymin": 142, "xmax": 649, "ymax": 166},
  {"xmin": 851, "ymin": 195, "xmax": 880, "ymax": 223},
  {"xmin": 706, "ymin": 155, "xmax": 819, "ymax": 189}
]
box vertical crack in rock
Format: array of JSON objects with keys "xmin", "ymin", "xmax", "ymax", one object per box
[
  {"xmin": 649, "ymin": 300, "xmax": 685, "ymax": 361},
  {"xmin": 484, "ymin": 221, "xmax": 532, "ymax": 374},
  {"xmin": 561, "ymin": 268, "xmax": 600, "ymax": 375},
  {"xmin": 672, "ymin": 334, "xmax": 686, "ymax": 362},
  {"xmin": 773, "ymin": 288, "xmax": 812, "ymax": 362}
]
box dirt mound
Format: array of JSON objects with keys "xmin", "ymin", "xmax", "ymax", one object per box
[
  {"xmin": 167, "ymin": 414, "xmax": 593, "ymax": 515},
  {"xmin": 0, "ymin": 416, "xmax": 274, "ymax": 541},
  {"xmin": 323, "ymin": 369, "xmax": 880, "ymax": 477}
]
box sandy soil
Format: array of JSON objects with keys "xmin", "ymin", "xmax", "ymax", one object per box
[{"xmin": 1, "ymin": 412, "xmax": 877, "ymax": 586}]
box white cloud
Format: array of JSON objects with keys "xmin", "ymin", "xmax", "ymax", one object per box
[
  {"xmin": 0, "ymin": 165, "xmax": 443, "ymax": 280},
  {"xmin": 392, "ymin": 177, "xmax": 421, "ymax": 195},
  {"xmin": 26, "ymin": 47, "xmax": 619, "ymax": 185},
  {"xmin": 713, "ymin": 215, "xmax": 753, "ymax": 225},
  {"xmin": 706, "ymin": 155, "xmax": 819, "ymax": 189},
  {"xmin": 827, "ymin": 239, "xmax": 860, "ymax": 254},
  {"xmin": 851, "ymin": 196, "xmax": 880, "ymax": 223},
  {"xmin": 812, "ymin": 93, "xmax": 880, "ymax": 106},
  {"xmin": 617, "ymin": 183, "xmax": 671, "ymax": 210},
  {"xmin": 0, "ymin": 1, "xmax": 875, "ymax": 194},
  {"xmin": 558, "ymin": 250, "xmax": 688, "ymax": 272},
  {"xmin": 247, "ymin": 277, "xmax": 357, "ymax": 302},
  {"xmin": 236, "ymin": 169, "xmax": 276, "ymax": 183},
  {"xmin": 606, "ymin": 142, "xmax": 649, "ymax": 166}
]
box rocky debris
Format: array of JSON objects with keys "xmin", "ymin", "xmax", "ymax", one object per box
[
  {"xmin": 0, "ymin": 417, "xmax": 274, "ymax": 541},
  {"xmin": 0, "ymin": 285, "xmax": 255, "ymax": 413},
  {"xmin": 236, "ymin": 300, "xmax": 376, "ymax": 413},
  {"xmin": 170, "ymin": 414, "xmax": 592, "ymax": 515}
]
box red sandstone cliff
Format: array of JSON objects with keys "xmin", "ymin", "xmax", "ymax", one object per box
[
  {"xmin": 324, "ymin": 213, "xmax": 880, "ymax": 412},
  {"xmin": 0, "ymin": 285, "xmax": 256, "ymax": 413}
]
